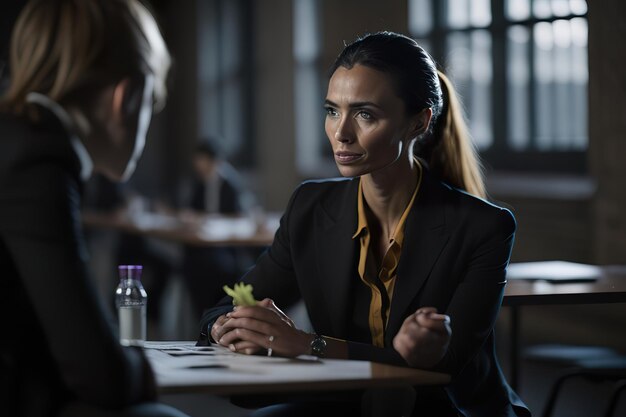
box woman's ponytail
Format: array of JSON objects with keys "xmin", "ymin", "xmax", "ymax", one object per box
[
  {"xmin": 429, "ymin": 71, "xmax": 486, "ymax": 199},
  {"xmin": 330, "ymin": 32, "xmax": 486, "ymax": 199}
]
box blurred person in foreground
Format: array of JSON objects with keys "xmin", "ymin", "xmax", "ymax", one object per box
[
  {"xmin": 202, "ymin": 31, "xmax": 530, "ymax": 416},
  {"xmin": 0, "ymin": 1, "xmax": 189, "ymax": 416}
]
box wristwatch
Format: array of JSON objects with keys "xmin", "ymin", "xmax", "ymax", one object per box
[{"xmin": 310, "ymin": 334, "xmax": 327, "ymax": 357}]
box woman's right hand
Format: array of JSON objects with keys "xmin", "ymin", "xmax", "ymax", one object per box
[
  {"xmin": 210, "ymin": 299, "xmax": 299, "ymax": 355},
  {"xmin": 210, "ymin": 314, "xmax": 231, "ymax": 344},
  {"xmin": 393, "ymin": 307, "xmax": 451, "ymax": 369}
]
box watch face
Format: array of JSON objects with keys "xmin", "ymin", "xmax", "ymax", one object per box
[{"xmin": 311, "ymin": 335, "xmax": 327, "ymax": 357}]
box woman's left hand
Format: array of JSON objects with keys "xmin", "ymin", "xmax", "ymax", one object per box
[
  {"xmin": 393, "ymin": 307, "xmax": 451, "ymax": 368},
  {"xmin": 218, "ymin": 298, "xmax": 311, "ymax": 357}
]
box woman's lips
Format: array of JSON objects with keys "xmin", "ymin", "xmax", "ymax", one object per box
[{"xmin": 335, "ymin": 151, "xmax": 364, "ymax": 164}]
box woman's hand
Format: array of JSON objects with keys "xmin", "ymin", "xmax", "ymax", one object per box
[
  {"xmin": 210, "ymin": 314, "xmax": 230, "ymax": 344},
  {"xmin": 393, "ymin": 307, "xmax": 451, "ymax": 368},
  {"xmin": 216, "ymin": 298, "xmax": 311, "ymax": 357}
]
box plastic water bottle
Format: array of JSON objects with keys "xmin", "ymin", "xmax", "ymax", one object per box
[{"xmin": 115, "ymin": 265, "xmax": 147, "ymax": 346}]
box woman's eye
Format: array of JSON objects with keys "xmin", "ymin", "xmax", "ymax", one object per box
[
  {"xmin": 324, "ymin": 107, "xmax": 338, "ymax": 117},
  {"xmin": 357, "ymin": 111, "xmax": 373, "ymax": 121}
]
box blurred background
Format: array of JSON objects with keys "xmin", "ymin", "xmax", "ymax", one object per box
[{"xmin": 2, "ymin": 1, "xmax": 625, "ymax": 415}]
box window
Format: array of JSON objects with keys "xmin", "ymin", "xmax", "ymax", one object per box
[
  {"xmin": 294, "ymin": 0, "xmax": 328, "ymax": 175},
  {"xmin": 197, "ymin": 0, "xmax": 255, "ymax": 166},
  {"xmin": 409, "ymin": 0, "xmax": 588, "ymax": 172}
]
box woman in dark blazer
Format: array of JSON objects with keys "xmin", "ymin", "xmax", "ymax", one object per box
[
  {"xmin": 0, "ymin": 1, "xmax": 187, "ymax": 417},
  {"xmin": 202, "ymin": 32, "xmax": 531, "ymax": 417}
]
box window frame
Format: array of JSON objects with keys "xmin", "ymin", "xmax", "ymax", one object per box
[{"xmin": 416, "ymin": 0, "xmax": 588, "ymax": 173}]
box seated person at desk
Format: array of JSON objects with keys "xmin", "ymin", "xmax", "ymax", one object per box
[
  {"xmin": 0, "ymin": 1, "xmax": 187, "ymax": 416},
  {"xmin": 181, "ymin": 137, "xmax": 250, "ymax": 318},
  {"xmin": 83, "ymin": 174, "xmax": 177, "ymax": 329},
  {"xmin": 201, "ymin": 32, "xmax": 530, "ymax": 417}
]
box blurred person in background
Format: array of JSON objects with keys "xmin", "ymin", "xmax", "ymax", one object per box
[
  {"xmin": 0, "ymin": 1, "xmax": 189, "ymax": 416},
  {"xmin": 82, "ymin": 173, "xmax": 177, "ymax": 336},
  {"xmin": 181, "ymin": 137, "xmax": 251, "ymax": 320},
  {"xmin": 185, "ymin": 137, "xmax": 247, "ymax": 216}
]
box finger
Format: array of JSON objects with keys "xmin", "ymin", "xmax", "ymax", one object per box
[
  {"xmin": 254, "ymin": 299, "xmax": 292, "ymax": 325},
  {"xmin": 414, "ymin": 307, "xmax": 438, "ymax": 316},
  {"xmin": 221, "ymin": 317, "xmax": 276, "ymax": 337},
  {"xmin": 236, "ymin": 300, "xmax": 283, "ymax": 318},
  {"xmin": 219, "ymin": 327, "xmax": 272, "ymax": 349},
  {"xmin": 229, "ymin": 305, "xmax": 285, "ymax": 325},
  {"xmin": 416, "ymin": 312, "xmax": 450, "ymax": 329},
  {"xmin": 400, "ymin": 321, "xmax": 448, "ymax": 345},
  {"xmin": 214, "ymin": 326, "xmax": 237, "ymax": 347},
  {"xmin": 211, "ymin": 315, "xmax": 230, "ymax": 341},
  {"xmin": 416, "ymin": 315, "xmax": 450, "ymax": 333},
  {"xmin": 264, "ymin": 299, "xmax": 295, "ymax": 327},
  {"xmin": 424, "ymin": 313, "xmax": 450, "ymax": 322},
  {"xmin": 230, "ymin": 340, "xmax": 264, "ymax": 355},
  {"xmin": 257, "ymin": 298, "xmax": 273, "ymax": 308}
]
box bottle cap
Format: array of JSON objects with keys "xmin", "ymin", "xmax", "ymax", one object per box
[{"xmin": 118, "ymin": 265, "xmax": 143, "ymax": 280}]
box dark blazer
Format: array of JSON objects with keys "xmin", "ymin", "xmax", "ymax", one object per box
[
  {"xmin": 0, "ymin": 109, "xmax": 156, "ymax": 417},
  {"xmin": 200, "ymin": 173, "xmax": 530, "ymax": 416},
  {"xmin": 188, "ymin": 170, "xmax": 242, "ymax": 215}
]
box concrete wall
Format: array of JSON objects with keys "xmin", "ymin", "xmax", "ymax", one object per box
[
  {"xmin": 251, "ymin": 0, "xmax": 298, "ymax": 211},
  {"xmin": 589, "ymin": 0, "xmax": 626, "ymax": 265}
]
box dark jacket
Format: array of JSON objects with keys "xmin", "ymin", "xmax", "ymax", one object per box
[
  {"xmin": 200, "ymin": 173, "xmax": 531, "ymax": 417},
  {"xmin": 188, "ymin": 169, "xmax": 242, "ymax": 215},
  {"xmin": 0, "ymin": 109, "xmax": 156, "ymax": 417}
]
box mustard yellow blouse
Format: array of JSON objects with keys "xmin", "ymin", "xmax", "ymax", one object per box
[{"xmin": 352, "ymin": 162, "xmax": 423, "ymax": 347}]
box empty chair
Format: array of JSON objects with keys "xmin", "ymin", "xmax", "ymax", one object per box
[{"xmin": 541, "ymin": 355, "xmax": 626, "ymax": 417}]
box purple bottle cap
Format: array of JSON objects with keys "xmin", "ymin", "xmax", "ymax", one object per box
[{"xmin": 118, "ymin": 265, "xmax": 143, "ymax": 280}]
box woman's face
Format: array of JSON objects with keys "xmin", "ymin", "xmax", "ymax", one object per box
[
  {"xmin": 324, "ymin": 64, "xmax": 416, "ymax": 178},
  {"xmin": 94, "ymin": 74, "xmax": 155, "ymax": 182},
  {"xmin": 118, "ymin": 74, "xmax": 155, "ymax": 182}
]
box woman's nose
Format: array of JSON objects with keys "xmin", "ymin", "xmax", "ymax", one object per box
[{"xmin": 335, "ymin": 119, "xmax": 354, "ymax": 143}]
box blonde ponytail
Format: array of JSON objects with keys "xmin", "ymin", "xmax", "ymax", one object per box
[{"xmin": 430, "ymin": 71, "xmax": 486, "ymax": 199}]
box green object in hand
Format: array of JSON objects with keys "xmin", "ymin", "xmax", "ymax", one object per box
[{"xmin": 223, "ymin": 282, "xmax": 257, "ymax": 306}]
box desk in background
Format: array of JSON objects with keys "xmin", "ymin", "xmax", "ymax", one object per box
[
  {"xmin": 503, "ymin": 261, "xmax": 626, "ymax": 389},
  {"xmin": 83, "ymin": 210, "xmax": 280, "ymax": 248}
]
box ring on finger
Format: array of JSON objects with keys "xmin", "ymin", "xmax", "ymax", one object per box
[{"xmin": 267, "ymin": 335, "xmax": 275, "ymax": 357}]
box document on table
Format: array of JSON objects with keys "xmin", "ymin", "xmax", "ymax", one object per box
[
  {"xmin": 142, "ymin": 340, "xmax": 383, "ymax": 392},
  {"xmin": 143, "ymin": 341, "xmax": 218, "ymax": 356}
]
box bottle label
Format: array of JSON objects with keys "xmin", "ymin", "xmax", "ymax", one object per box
[{"xmin": 118, "ymin": 305, "xmax": 146, "ymax": 346}]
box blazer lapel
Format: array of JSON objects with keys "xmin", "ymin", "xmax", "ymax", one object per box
[
  {"xmin": 387, "ymin": 173, "xmax": 451, "ymax": 340},
  {"xmin": 314, "ymin": 179, "xmax": 359, "ymax": 337}
]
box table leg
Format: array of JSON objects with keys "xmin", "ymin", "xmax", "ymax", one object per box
[{"xmin": 510, "ymin": 305, "xmax": 520, "ymax": 391}]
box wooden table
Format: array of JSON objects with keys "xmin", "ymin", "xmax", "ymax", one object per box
[
  {"xmin": 502, "ymin": 262, "xmax": 626, "ymax": 389},
  {"xmin": 144, "ymin": 341, "xmax": 450, "ymax": 396},
  {"xmin": 83, "ymin": 210, "xmax": 280, "ymax": 247}
]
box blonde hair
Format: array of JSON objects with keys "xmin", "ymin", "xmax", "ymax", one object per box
[
  {"xmin": 430, "ymin": 71, "xmax": 485, "ymax": 198},
  {"xmin": 1, "ymin": 0, "xmax": 170, "ymax": 115}
]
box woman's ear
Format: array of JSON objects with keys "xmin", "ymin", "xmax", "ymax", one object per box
[
  {"xmin": 411, "ymin": 108, "xmax": 433, "ymax": 137},
  {"xmin": 111, "ymin": 78, "xmax": 131, "ymax": 125}
]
